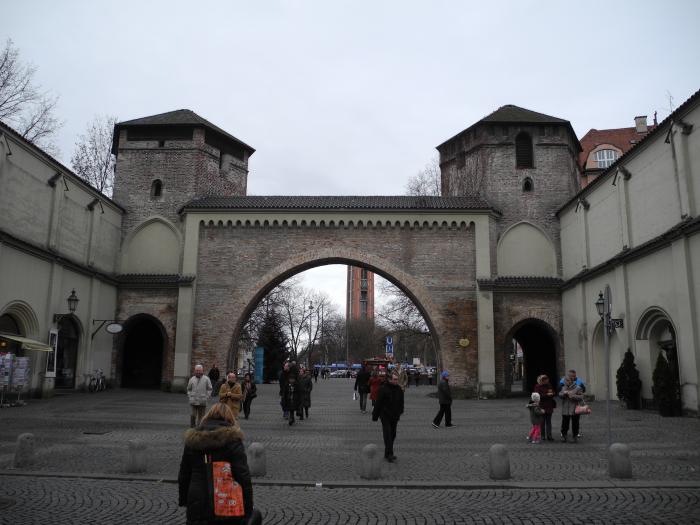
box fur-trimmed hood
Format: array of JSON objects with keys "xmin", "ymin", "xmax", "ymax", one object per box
[{"xmin": 184, "ymin": 421, "xmax": 244, "ymax": 451}]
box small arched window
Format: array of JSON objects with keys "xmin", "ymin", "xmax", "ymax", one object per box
[
  {"xmin": 150, "ymin": 179, "xmax": 163, "ymax": 199},
  {"xmin": 523, "ymin": 177, "xmax": 533, "ymax": 192},
  {"xmin": 515, "ymin": 132, "xmax": 534, "ymax": 169}
]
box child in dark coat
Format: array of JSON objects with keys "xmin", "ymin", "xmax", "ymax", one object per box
[{"xmin": 526, "ymin": 392, "xmax": 544, "ymax": 444}]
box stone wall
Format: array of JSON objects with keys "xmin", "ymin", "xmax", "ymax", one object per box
[{"xmin": 191, "ymin": 221, "xmax": 481, "ymax": 390}]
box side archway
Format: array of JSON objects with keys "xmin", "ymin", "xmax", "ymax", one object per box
[
  {"xmin": 119, "ymin": 314, "xmax": 167, "ymax": 388},
  {"xmin": 121, "ymin": 216, "xmax": 182, "ymax": 274},
  {"xmin": 502, "ymin": 318, "xmax": 559, "ymax": 394}
]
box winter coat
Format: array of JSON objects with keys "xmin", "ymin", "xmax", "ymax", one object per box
[
  {"xmin": 187, "ymin": 375, "xmax": 213, "ymax": 407},
  {"xmin": 219, "ymin": 381, "xmax": 243, "ymax": 418},
  {"xmin": 282, "ymin": 381, "xmax": 301, "ymax": 411},
  {"xmin": 397, "ymin": 369, "xmax": 409, "ymax": 391},
  {"xmin": 278, "ymin": 368, "xmax": 296, "ymax": 397},
  {"xmin": 369, "ymin": 376, "xmax": 384, "ymax": 401},
  {"xmin": 177, "ymin": 419, "xmax": 253, "ymax": 524},
  {"xmin": 298, "ymin": 375, "xmax": 313, "ymax": 408},
  {"xmin": 559, "ymin": 376, "xmax": 586, "ymax": 393},
  {"xmin": 437, "ymin": 379, "xmax": 452, "ymax": 405},
  {"xmin": 558, "ymin": 382, "xmax": 584, "ymax": 416},
  {"xmin": 208, "ymin": 367, "xmax": 220, "ymax": 383},
  {"xmin": 372, "ymin": 381, "xmax": 404, "ymax": 422},
  {"xmin": 534, "ymin": 383, "xmax": 557, "ymax": 414},
  {"xmin": 527, "ymin": 402, "xmax": 544, "ymax": 424},
  {"xmin": 242, "ymin": 381, "xmax": 257, "ymax": 401},
  {"xmin": 354, "ymin": 369, "xmax": 371, "ymax": 394}
]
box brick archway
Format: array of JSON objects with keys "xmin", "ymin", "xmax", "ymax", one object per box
[
  {"xmin": 189, "ymin": 217, "xmax": 481, "ymax": 391},
  {"xmin": 229, "ymin": 248, "xmax": 444, "ymax": 367}
]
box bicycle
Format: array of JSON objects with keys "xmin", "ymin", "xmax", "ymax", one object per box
[{"xmin": 87, "ymin": 369, "xmax": 106, "ymax": 393}]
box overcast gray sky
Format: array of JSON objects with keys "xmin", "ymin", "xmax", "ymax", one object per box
[{"xmin": 4, "ymin": 0, "xmax": 699, "ymax": 308}]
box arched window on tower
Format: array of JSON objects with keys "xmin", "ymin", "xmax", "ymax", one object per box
[
  {"xmin": 150, "ymin": 179, "xmax": 163, "ymax": 199},
  {"xmin": 523, "ymin": 177, "xmax": 533, "ymax": 192},
  {"xmin": 515, "ymin": 132, "xmax": 534, "ymax": 169}
]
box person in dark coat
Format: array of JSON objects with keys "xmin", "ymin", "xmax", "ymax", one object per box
[
  {"xmin": 208, "ymin": 364, "xmax": 221, "ymax": 396},
  {"xmin": 278, "ymin": 361, "xmax": 293, "ymax": 419},
  {"xmin": 432, "ymin": 370, "xmax": 453, "ymax": 428},
  {"xmin": 178, "ymin": 403, "xmax": 262, "ymax": 525},
  {"xmin": 282, "ymin": 375, "xmax": 301, "ymax": 426},
  {"xmin": 354, "ymin": 365, "xmax": 371, "ymax": 413},
  {"xmin": 533, "ymin": 374, "xmax": 556, "ymax": 441},
  {"xmin": 241, "ymin": 373, "xmax": 257, "ymax": 420},
  {"xmin": 297, "ymin": 368, "xmax": 313, "ymax": 420},
  {"xmin": 372, "ymin": 370, "xmax": 404, "ymax": 462}
]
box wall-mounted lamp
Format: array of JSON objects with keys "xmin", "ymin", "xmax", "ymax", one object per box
[{"xmin": 53, "ymin": 289, "xmax": 79, "ymax": 323}]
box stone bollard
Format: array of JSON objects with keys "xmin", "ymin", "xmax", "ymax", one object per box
[
  {"xmin": 608, "ymin": 443, "xmax": 633, "ymax": 479},
  {"xmin": 488, "ymin": 444, "xmax": 510, "ymax": 480},
  {"xmin": 247, "ymin": 442, "xmax": 266, "ymax": 477},
  {"xmin": 13, "ymin": 433, "xmax": 35, "ymax": 468},
  {"xmin": 360, "ymin": 444, "xmax": 382, "ymax": 480},
  {"xmin": 126, "ymin": 439, "xmax": 147, "ymax": 473}
]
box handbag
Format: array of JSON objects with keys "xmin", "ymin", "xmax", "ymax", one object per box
[
  {"xmin": 204, "ymin": 454, "xmax": 245, "ymax": 519},
  {"xmin": 575, "ymin": 402, "xmax": 591, "ymax": 415},
  {"xmin": 353, "ymin": 391, "xmax": 358, "ymax": 401}
]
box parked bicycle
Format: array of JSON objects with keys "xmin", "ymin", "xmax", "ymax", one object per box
[{"xmin": 87, "ymin": 369, "xmax": 106, "ymax": 393}]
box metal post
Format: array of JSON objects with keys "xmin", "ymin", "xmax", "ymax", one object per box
[{"xmin": 604, "ymin": 285, "xmax": 612, "ymax": 448}]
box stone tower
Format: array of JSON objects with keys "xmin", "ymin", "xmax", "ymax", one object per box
[
  {"xmin": 437, "ymin": 105, "xmax": 581, "ymax": 273},
  {"xmin": 112, "ymin": 109, "xmax": 255, "ymax": 236}
]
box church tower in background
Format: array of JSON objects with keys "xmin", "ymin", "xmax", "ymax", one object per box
[{"xmin": 346, "ymin": 267, "xmax": 374, "ymax": 321}]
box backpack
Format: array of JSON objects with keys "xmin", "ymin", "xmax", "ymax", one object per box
[{"xmin": 204, "ymin": 454, "xmax": 245, "ymax": 520}]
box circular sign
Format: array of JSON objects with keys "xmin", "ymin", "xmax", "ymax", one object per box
[
  {"xmin": 458, "ymin": 338, "xmax": 470, "ymax": 348},
  {"xmin": 106, "ymin": 323, "xmax": 123, "ymax": 334}
]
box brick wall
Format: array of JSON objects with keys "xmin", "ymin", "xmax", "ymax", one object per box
[{"xmin": 191, "ymin": 221, "xmax": 481, "ymax": 390}]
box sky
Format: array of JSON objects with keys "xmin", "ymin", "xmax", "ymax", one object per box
[{"xmin": 3, "ymin": 0, "xmax": 700, "ymax": 310}]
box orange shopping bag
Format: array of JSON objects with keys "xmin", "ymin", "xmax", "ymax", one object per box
[{"xmin": 205, "ymin": 455, "xmax": 245, "ymax": 518}]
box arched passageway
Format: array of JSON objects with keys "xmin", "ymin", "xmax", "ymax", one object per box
[
  {"xmin": 505, "ymin": 319, "xmax": 558, "ymax": 394},
  {"xmin": 121, "ymin": 316, "xmax": 165, "ymax": 388}
]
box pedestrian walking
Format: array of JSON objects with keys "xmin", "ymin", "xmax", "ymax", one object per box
[
  {"xmin": 241, "ymin": 373, "xmax": 257, "ymax": 420},
  {"xmin": 559, "ymin": 369, "xmax": 586, "ymax": 438},
  {"xmin": 534, "ymin": 374, "xmax": 556, "ymax": 441},
  {"xmin": 279, "ymin": 361, "xmax": 293, "ymax": 419},
  {"xmin": 397, "ymin": 365, "xmax": 409, "ymax": 391},
  {"xmin": 432, "ymin": 370, "xmax": 453, "ymax": 428},
  {"xmin": 354, "ymin": 364, "xmax": 371, "ymax": 413},
  {"xmin": 313, "ymin": 367, "xmax": 319, "ymax": 383},
  {"xmin": 372, "ymin": 370, "xmax": 404, "ymax": 462},
  {"xmin": 208, "ymin": 364, "xmax": 221, "ymax": 395},
  {"xmin": 219, "ymin": 371, "xmax": 243, "ymax": 420},
  {"xmin": 298, "ymin": 367, "xmax": 313, "ymax": 420},
  {"xmin": 178, "ymin": 402, "xmax": 262, "ymax": 525},
  {"xmin": 559, "ymin": 374, "xmax": 584, "ymax": 443},
  {"xmin": 369, "ymin": 369, "xmax": 385, "ymax": 407},
  {"xmin": 414, "ymin": 370, "xmax": 420, "ymax": 387},
  {"xmin": 187, "ymin": 364, "xmax": 213, "ymax": 428},
  {"xmin": 282, "ymin": 374, "xmax": 301, "ymax": 426},
  {"xmin": 526, "ymin": 392, "xmax": 544, "ymax": 444}
]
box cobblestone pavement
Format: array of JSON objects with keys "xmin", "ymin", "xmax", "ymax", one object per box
[
  {"xmin": 1, "ymin": 380, "xmax": 700, "ymax": 522},
  {"xmin": 2, "ymin": 476, "xmax": 700, "ymax": 524}
]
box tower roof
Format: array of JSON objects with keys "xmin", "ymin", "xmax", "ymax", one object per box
[
  {"xmin": 112, "ymin": 109, "xmax": 255, "ymax": 155},
  {"xmin": 436, "ymin": 104, "xmax": 580, "ymax": 151}
]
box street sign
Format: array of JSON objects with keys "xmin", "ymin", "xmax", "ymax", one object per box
[
  {"xmin": 386, "ymin": 343, "xmax": 393, "ymax": 356},
  {"xmin": 386, "ymin": 335, "xmax": 393, "ymax": 345}
]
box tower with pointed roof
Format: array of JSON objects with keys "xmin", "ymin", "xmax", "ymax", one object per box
[
  {"xmin": 437, "ymin": 104, "xmax": 581, "ymax": 275},
  {"xmin": 112, "ymin": 109, "xmax": 255, "ymax": 236}
]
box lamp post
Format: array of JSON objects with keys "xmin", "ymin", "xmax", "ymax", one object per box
[
  {"xmin": 308, "ymin": 301, "xmax": 314, "ymax": 367},
  {"xmin": 53, "ymin": 290, "xmax": 79, "ymax": 324},
  {"xmin": 595, "ymin": 285, "xmax": 624, "ymax": 447}
]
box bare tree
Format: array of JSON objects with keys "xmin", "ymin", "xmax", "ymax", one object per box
[
  {"xmin": 71, "ymin": 115, "xmax": 118, "ymax": 196},
  {"xmin": 0, "ymin": 39, "xmax": 60, "ymax": 151},
  {"xmin": 405, "ymin": 155, "xmax": 441, "ymax": 196},
  {"xmin": 375, "ymin": 278, "xmax": 427, "ymax": 333}
]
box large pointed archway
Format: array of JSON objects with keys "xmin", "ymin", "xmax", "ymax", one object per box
[{"xmin": 503, "ymin": 318, "xmax": 559, "ymax": 394}]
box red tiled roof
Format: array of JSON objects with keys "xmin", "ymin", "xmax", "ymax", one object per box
[{"xmin": 578, "ymin": 125, "xmax": 656, "ymax": 169}]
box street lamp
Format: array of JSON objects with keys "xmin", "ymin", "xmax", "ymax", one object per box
[
  {"xmin": 308, "ymin": 301, "xmax": 314, "ymax": 366},
  {"xmin": 53, "ymin": 290, "xmax": 79, "ymax": 323},
  {"xmin": 595, "ymin": 285, "xmax": 624, "ymax": 447}
]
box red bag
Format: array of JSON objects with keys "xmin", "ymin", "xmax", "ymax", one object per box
[{"xmin": 204, "ymin": 455, "xmax": 245, "ymax": 519}]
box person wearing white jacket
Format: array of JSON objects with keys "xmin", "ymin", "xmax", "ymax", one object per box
[{"xmin": 187, "ymin": 364, "xmax": 212, "ymax": 428}]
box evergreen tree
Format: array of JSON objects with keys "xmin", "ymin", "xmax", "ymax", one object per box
[
  {"xmin": 257, "ymin": 310, "xmax": 288, "ymax": 383},
  {"xmin": 652, "ymin": 351, "xmax": 675, "ymax": 416},
  {"xmin": 616, "ymin": 349, "xmax": 641, "ymax": 409}
]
